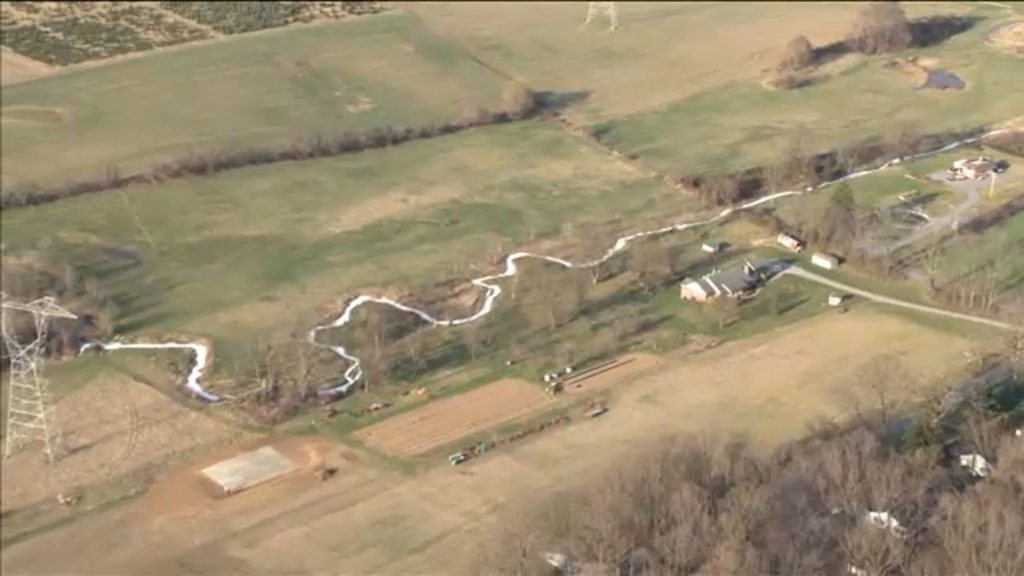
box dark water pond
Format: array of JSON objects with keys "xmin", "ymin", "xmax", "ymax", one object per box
[{"xmin": 922, "ymin": 69, "xmax": 965, "ymax": 90}]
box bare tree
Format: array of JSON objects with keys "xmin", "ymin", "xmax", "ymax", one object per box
[
  {"xmin": 960, "ymin": 403, "xmax": 1002, "ymax": 461},
  {"xmin": 629, "ymin": 240, "xmax": 672, "ymax": 295},
  {"xmin": 519, "ymin": 264, "xmax": 589, "ymax": 332},
  {"xmin": 763, "ymin": 160, "xmax": 790, "ymax": 194},
  {"xmin": 853, "ymin": 354, "xmax": 914, "ymax": 427},
  {"xmin": 849, "ymin": 2, "xmax": 913, "ymax": 54},
  {"xmin": 358, "ymin": 304, "xmax": 390, "ymax": 392},
  {"xmin": 816, "ymin": 182, "xmax": 859, "ymax": 252},
  {"xmin": 837, "ymin": 143, "xmax": 866, "ymax": 177},
  {"xmin": 936, "ymin": 487, "xmax": 1024, "ymax": 576},
  {"xmin": 502, "ymin": 80, "xmax": 537, "ymax": 118},
  {"xmin": 885, "ymin": 120, "xmax": 921, "ymax": 160},
  {"xmin": 708, "ymin": 297, "xmax": 740, "ymax": 331},
  {"xmin": 461, "ymin": 319, "xmax": 487, "ymax": 360},
  {"xmin": 779, "ymin": 35, "xmax": 815, "ymax": 70}
]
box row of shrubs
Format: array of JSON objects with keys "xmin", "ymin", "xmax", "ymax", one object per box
[{"xmin": 1, "ymin": 106, "xmax": 535, "ymax": 210}]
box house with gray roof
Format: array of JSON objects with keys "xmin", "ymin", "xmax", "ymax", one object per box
[{"xmin": 680, "ymin": 261, "xmax": 761, "ymax": 302}]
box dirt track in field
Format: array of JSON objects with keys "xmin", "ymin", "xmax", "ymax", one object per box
[
  {"xmin": 561, "ymin": 352, "xmax": 662, "ymax": 396},
  {"xmin": 355, "ymin": 378, "xmax": 553, "ymax": 455},
  {"xmin": 0, "ymin": 370, "xmax": 247, "ymax": 514}
]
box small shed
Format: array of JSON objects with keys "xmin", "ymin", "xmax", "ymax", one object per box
[
  {"xmin": 701, "ymin": 241, "xmax": 724, "ymax": 254},
  {"xmin": 776, "ymin": 233, "xmax": 804, "ymax": 253},
  {"xmin": 811, "ymin": 252, "xmax": 839, "ymax": 270}
]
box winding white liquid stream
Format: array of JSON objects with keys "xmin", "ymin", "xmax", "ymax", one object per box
[{"xmin": 86, "ymin": 129, "xmax": 1007, "ymax": 401}]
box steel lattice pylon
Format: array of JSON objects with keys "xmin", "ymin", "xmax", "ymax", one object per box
[
  {"xmin": 1, "ymin": 293, "xmax": 76, "ymax": 464},
  {"xmin": 583, "ymin": 2, "xmax": 618, "ymax": 31}
]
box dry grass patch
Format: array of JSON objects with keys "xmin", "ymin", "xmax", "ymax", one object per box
[
  {"xmin": 355, "ymin": 378, "xmax": 553, "ymax": 456},
  {"xmin": 0, "ymin": 50, "xmax": 53, "ymax": 85},
  {"xmin": 0, "ymin": 370, "xmax": 249, "ymax": 513}
]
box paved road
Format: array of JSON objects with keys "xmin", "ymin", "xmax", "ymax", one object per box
[{"xmin": 782, "ymin": 266, "xmax": 1020, "ymax": 332}]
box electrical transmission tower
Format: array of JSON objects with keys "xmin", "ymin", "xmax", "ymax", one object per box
[
  {"xmin": 583, "ymin": 1, "xmax": 618, "ymax": 31},
  {"xmin": 2, "ymin": 293, "xmax": 76, "ymax": 464}
]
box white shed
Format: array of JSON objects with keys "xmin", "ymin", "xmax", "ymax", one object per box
[
  {"xmin": 811, "ymin": 252, "xmax": 839, "ymax": 270},
  {"xmin": 701, "ymin": 241, "xmax": 723, "ymax": 254},
  {"xmin": 776, "ymin": 233, "xmax": 804, "ymax": 252}
]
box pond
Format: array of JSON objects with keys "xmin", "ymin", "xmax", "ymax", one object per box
[{"xmin": 922, "ymin": 69, "xmax": 966, "ymax": 90}]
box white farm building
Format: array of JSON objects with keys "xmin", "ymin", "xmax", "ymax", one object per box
[{"xmin": 811, "ymin": 252, "xmax": 839, "ymax": 270}]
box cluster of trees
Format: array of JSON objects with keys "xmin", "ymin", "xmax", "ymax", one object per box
[
  {"xmin": 0, "ymin": 81, "xmax": 538, "ymax": 210},
  {"xmin": 921, "ymin": 224, "xmax": 1024, "ymax": 318},
  {"xmin": 482, "ymin": 349, "xmax": 1024, "ymax": 575},
  {"xmin": 768, "ymin": 2, "xmax": 978, "ymax": 90},
  {"xmin": 297, "ymin": 244, "xmax": 693, "ymax": 407},
  {"xmin": 848, "ymin": 1, "xmax": 914, "ymax": 55},
  {"xmin": 0, "ymin": 251, "xmax": 117, "ymax": 361},
  {"xmin": 958, "ymin": 194, "xmax": 1024, "ymax": 237}
]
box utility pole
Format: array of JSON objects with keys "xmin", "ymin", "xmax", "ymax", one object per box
[
  {"xmin": 2, "ymin": 293, "xmax": 76, "ymax": 464},
  {"xmin": 583, "ymin": 2, "xmax": 618, "ymax": 31}
]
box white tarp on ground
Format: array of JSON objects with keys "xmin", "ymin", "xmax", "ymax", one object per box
[{"xmin": 200, "ymin": 446, "xmax": 297, "ymax": 494}]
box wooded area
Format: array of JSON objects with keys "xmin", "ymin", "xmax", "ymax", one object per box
[{"xmin": 481, "ymin": 345, "xmax": 1024, "ymax": 575}]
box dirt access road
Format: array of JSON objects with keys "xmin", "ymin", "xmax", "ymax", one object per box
[
  {"xmin": 782, "ymin": 266, "xmax": 1019, "ymax": 331},
  {"xmin": 1, "ymin": 310, "xmax": 978, "ymax": 576}
]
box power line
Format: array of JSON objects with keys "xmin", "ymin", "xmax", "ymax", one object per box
[{"xmin": 2, "ymin": 293, "xmax": 76, "ymax": 464}]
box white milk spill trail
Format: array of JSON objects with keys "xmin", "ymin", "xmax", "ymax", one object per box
[{"xmin": 85, "ymin": 129, "xmax": 1007, "ymax": 401}]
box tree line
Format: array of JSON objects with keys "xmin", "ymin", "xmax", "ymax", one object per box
[
  {"xmin": 480, "ymin": 345, "xmax": 1024, "ymax": 575},
  {"xmin": 0, "ymin": 250, "xmax": 117, "ymax": 367},
  {"xmin": 0, "ymin": 81, "xmax": 538, "ymax": 210},
  {"xmin": 675, "ymin": 125, "xmax": 983, "ymax": 208}
]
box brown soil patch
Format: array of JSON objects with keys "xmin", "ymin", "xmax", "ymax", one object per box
[
  {"xmin": 0, "ymin": 370, "xmax": 248, "ymax": 513},
  {"xmin": 561, "ymin": 352, "xmax": 663, "ymax": 396},
  {"xmin": 0, "ymin": 50, "xmax": 53, "ymax": 85},
  {"xmin": 0, "ymin": 105, "xmax": 66, "ymax": 125},
  {"xmin": 988, "ymin": 20, "xmax": 1024, "ymax": 54},
  {"xmin": 323, "ymin": 185, "xmax": 466, "ymax": 236},
  {"xmin": 141, "ymin": 435, "xmax": 349, "ymax": 524},
  {"xmin": 356, "ymin": 379, "xmax": 553, "ymax": 455}
]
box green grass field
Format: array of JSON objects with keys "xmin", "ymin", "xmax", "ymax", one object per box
[
  {"xmin": 933, "ymin": 211, "xmax": 1024, "ymax": 291},
  {"xmin": 592, "ymin": 3, "xmax": 1024, "ymax": 176},
  {"xmin": 0, "ymin": 10, "xmax": 504, "ymax": 188},
  {"xmin": 0, "ymin": 121, "xmax": 693, "ymax": 384},
  {"xmin": 407, "ymin": 1, "xmax": 863, "ymax": 122}
]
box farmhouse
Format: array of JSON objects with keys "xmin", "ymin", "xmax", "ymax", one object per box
[
  {"xmin": 811, "ymin": 252, "xmax": 839, "ymax": 270},
  {"xmin": 776, "ymin": 233, "xmax": 804, "ymax": 252},
  {"xmin": 950, "ymin": 157, "xmax": 993, "ymax": 180},
  {"xmin": 680, "ymin": 261, "xmax": 761, "ymax": 302}
]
